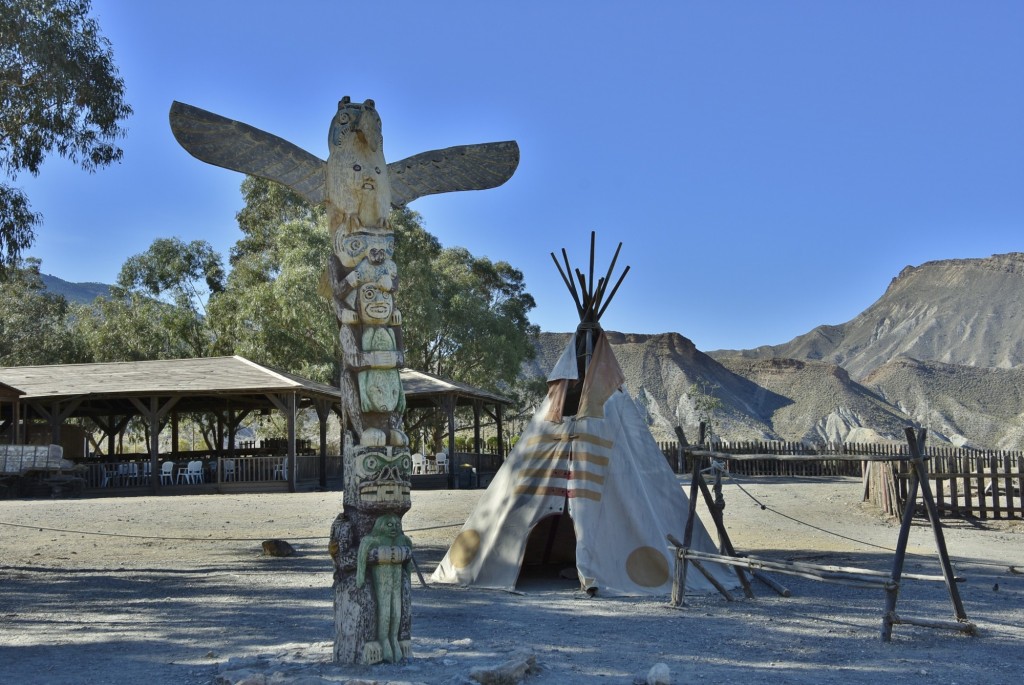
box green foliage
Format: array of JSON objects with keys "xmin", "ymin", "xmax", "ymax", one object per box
[
  {"xmin": 231, "ymin": 176, "xmax": 325, "ymax": 280},
  {"xmin": 0, "ymin": 0, "xmax": 131, "ymax": 263},
  {"xmin": 687, "ymin": 380, "xmax": 723, "ymax": 443},
  {"xmin": 210, "ymin": 216, "xmax": 336, "ymax": 383},
  {"xmin": 116, "ymin": 237, "xmax": 225, "ymax": 311},
  {"xmin": 73, "ymin": 291, "xmax": 203, "ymax": 361},
  {"xmin": 0, "ymin": 258, "xmax": 88, "ymax": 365},
  {"xmin": 71, "ymin": 238, "xmax": 225, "ymax": 361},
  {"xmin": 399, "ymin": 212, "xmax": 539, "ymax": 391}
]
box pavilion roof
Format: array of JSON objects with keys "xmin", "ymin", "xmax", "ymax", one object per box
[
  {"xmin": 0, "ymin": 356, "xmax": 510, "ymax": 417},
  {"xmin": 0, "ymin": 356, "xmax": 339, "ymax": 400}
]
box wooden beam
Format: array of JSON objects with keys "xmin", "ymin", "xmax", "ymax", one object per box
[
  {"xmin": 29, "ymin": 398, "xmax": 83, "ymax": 445},
  {"xmin": 495, "ymin": 403, "xmax": 505, "ymax": 459},
  {"xmin": 315, "ymin": 399, "xmax": 332, "ymax": 489},
  {"xmin": 128, "ymin": 396, "xmax": 179, "ymax": 494},
  {"xmin": 444, "ymin": 395, "xmax": 456, "ymax": 489}
]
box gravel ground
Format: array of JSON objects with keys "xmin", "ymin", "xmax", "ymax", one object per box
[{"xmin": 1, "ymin": 476, "xmax": 1021, "ymax": 684}]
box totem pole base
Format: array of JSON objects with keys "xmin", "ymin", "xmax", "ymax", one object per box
[{"xmin": 329, "ymin": 441, "xmax": 414, "ymax": 665}]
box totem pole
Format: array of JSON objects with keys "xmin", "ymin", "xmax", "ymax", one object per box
[{"xmin": 168, "ymin": 97, "xmax": 518, "ymax": 664}]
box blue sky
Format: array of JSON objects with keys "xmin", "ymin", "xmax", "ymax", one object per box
[{"xmin": 19, "ymin": 1, "xmax": 1024, "ymax": 351}]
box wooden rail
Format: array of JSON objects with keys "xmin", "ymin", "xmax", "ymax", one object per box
[
  {"xmin": 668, "ymin": 428, "xmax": 977, "ymax": 642},
  {"xmin": 658, "ymin": 438, "xmax": 1023, "ymax": 519}
]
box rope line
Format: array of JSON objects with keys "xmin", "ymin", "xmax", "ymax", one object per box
[
  {"xmin": 714, "ymin": 468, "xmax": 1021, "ymax": 571},
  {"xmin": 0, "ymin": 520, "xmax": 464, "ymax": 542}
]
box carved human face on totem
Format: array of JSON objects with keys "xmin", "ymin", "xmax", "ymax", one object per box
[
  {"xmin": 359, "ymin": 282, "xmax": 394, "ymax": 324},
  {"xmin": 325, "ymin": 97, "xmax": 391, "ymax": 231},
  {"xmin": 373, "ymin": 513, "xmax": 402, "ymax": 540},
  {"xmin": 344, "ymin": 445, "xmax": 412, "ymax": 513},
  {"xmin": 334, "ymin": 229, "xmax": 394, "ymax": 269}
]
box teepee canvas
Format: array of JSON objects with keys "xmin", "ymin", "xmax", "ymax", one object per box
[{"xmin": 431, "ymin": 237, "xmax": 730, "ymax": 596}]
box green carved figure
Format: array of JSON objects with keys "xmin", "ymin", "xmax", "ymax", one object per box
[{"xmin": 356, "ymin": 514, "xmax": 412, "ymax": 663}]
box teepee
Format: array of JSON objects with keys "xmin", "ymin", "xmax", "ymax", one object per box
[{"xmin": 431, "ymin": 236, "xmax": 731, "ymax": 596}]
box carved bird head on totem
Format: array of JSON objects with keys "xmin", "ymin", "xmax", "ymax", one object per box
[{"xmin": 325, "ymin": 97, "xmax": 391, "ymax": 232}]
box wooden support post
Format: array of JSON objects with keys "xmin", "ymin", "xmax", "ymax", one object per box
[
  {"xmin": 105, "ymin": 415, "xmax": 116, "ymax": 457},
  {"xmin": 444, "ymin": 395, "xmax": 457, "ymax": 489},
  {"xmin": 129, "ymin": 396, "xmax": 179, "ymax": 494},
  {"xmin": 695, "ymin": 474, "xmax": 755, "ymax": 599},
  {"xmin": 907, "ymin": 431, "xmax": 971, "ymax": 626},
  {"xmin": 31, "ymin": 399, "xmax": 82, "ymax": 448},
  {"xmin": 495, "ymin": 403, "xmax": 505, "ymax": 460},
  {"xmin": 315, "ymin": 400, "xmax": 332, "ymax": 489},
  {"xmin": 670, "ymin": 452, "xmax": 703, "ymax": 607},
  {"xmin": 171, "ymin": 412, "xmax": 180, "ymax": 455},
  {"xmin": 883, "ymin": 428, "xmax": 975, "ymax": 641},
  {"xmin": 287, "ymin": 393, "xmax": 297, "ymax": 493},
  {"xmin": 473, "ymin": 400, "xmax": 482, "ymax": 482}
]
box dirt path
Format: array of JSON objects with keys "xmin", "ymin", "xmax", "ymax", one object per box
[{"xmin": 1, "ymin": 477, "xmax": 1021, "ymax": 684}]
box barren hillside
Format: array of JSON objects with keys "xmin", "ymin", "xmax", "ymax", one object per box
[{"xmin": 712, "ymin": 253, "xmax": 1024, "ymax": 380}]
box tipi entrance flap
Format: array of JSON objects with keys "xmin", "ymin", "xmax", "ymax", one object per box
[{"xmin": 521, "ymin": 513, "xmax": 576, "ymax": 570}]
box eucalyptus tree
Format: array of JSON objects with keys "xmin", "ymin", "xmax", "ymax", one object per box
[
  {"xmin": 212, "ymin": 177, "xmax": 539, "ymax": 447},
  {"xmin": 0, "ymin": 258, "xmax": 87, "ymax": 365},
  {"xmin": 75, "ymin": 237, "xmax": 225, "ymax": 361},
  {"xmin": 0, "ymin": 0, "xmax": 131, "ymax": 264},
  {"xmin": 209, "ymin": 216, "xmax": 337, "ymax": 383}
]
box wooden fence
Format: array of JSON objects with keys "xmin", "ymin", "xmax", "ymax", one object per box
[
  {"xmin": 866, "ymin": 449, "xmax": 1023, "ymax": 520},
  {"xmin": 657, "ymin": 440, "xmax": 864, "ymax": 477},
  {"xmin": 658, "ymin": 439, "xmax": 1024, "ymax": 520}
]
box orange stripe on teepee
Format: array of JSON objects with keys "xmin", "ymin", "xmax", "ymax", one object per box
[
  {"xmin": 568, "ymin": 488, "xmax": 602, "ymax": 501},
  {"xmin": 569, "ymin": 469, "xmax": 605, "ymax": 485},
  {"xmin": 571, "ymin": 450, "xmax": 610, "ymax": 466},
  {"xmin": 520, "ymin": 466, "xmax": 571, "ymax": 479},
  {"xmin": 514, "ymin": 484, "xmax": 568, "ymax": 498},
  {"xmin": 566, "ymin": 432, "xmax": 614, "ymax": 449}
]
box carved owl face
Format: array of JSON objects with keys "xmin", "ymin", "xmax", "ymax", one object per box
[
  {"xmin": 329, "ymin": 97, "xmax": 382, "ymax": 152},
  {"xmin": 325, "ymin": 97, "xmax": 392, "ymax": 232}
]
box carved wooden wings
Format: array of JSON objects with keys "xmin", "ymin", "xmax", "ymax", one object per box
[{"xmin": 169, "ymin": 101, "xmax": 519, "ymax": 208}]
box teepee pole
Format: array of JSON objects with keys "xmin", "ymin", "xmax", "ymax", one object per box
[
  {"xmin": 592, "ymin": 241, "xmax": 623, "ymax": 317},
  {"xmin": 551, "ymin": 252, "xmax": 584, "ymax": 317},
  {"xmin": 596, "ymin": 265, "xmax": 630, "ymax": 321}
]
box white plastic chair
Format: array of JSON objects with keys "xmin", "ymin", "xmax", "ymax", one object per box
[
  {"xmin": 177, "ymin": 460, "xmax": 203, "ymax": 484},
  {"xmin": 411, "ymin": 453, "xmax": 425, "ymax": 474},
  {"xmin": 273, "ymin": 460, "xmax": 288, "ymax": 481},
  {"xmin": 435, "ymin": 452, "xmax": 448, "ymax": 474},
  {"xmin": 99, "ymin": 464, "xmax": 115, "ymax": 488},
  {"xmin": 142, "ymin": 462, "xmax": 152, "ymax": 484},
  {"xmin": 160, "ymin": 461, "xmax": 175, "ymax": 484},
  {"xmin": 222, "ymin": 459, "xmax": 235, "ymax": 482}
]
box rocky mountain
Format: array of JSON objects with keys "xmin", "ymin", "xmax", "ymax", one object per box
[
  {"xmin": 711, "ymin": 253, "xmax": 1024, "ymax": 380},
  {"xmin": 863, "ymin": 357, "xmax": 1024, "ymax": 450},
  {"xmin": 530, "ymin": 254, "xmax": 1024, "ymax": 449},
  {"xmin": 533, "ymin": 331, "xmax": 917, "ymax": 446},
  {"xmin": 40, "ymin": 273, "xmax": 111, "ymax": 303}
]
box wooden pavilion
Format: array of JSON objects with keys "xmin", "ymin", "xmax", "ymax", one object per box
[
  {"xmin": 0, "ymin": 356, "xmax": 511, "ymax": 493},
  {"xmin": 400, "ymin": 368, "xmax": 512, "ymax": 488}
]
